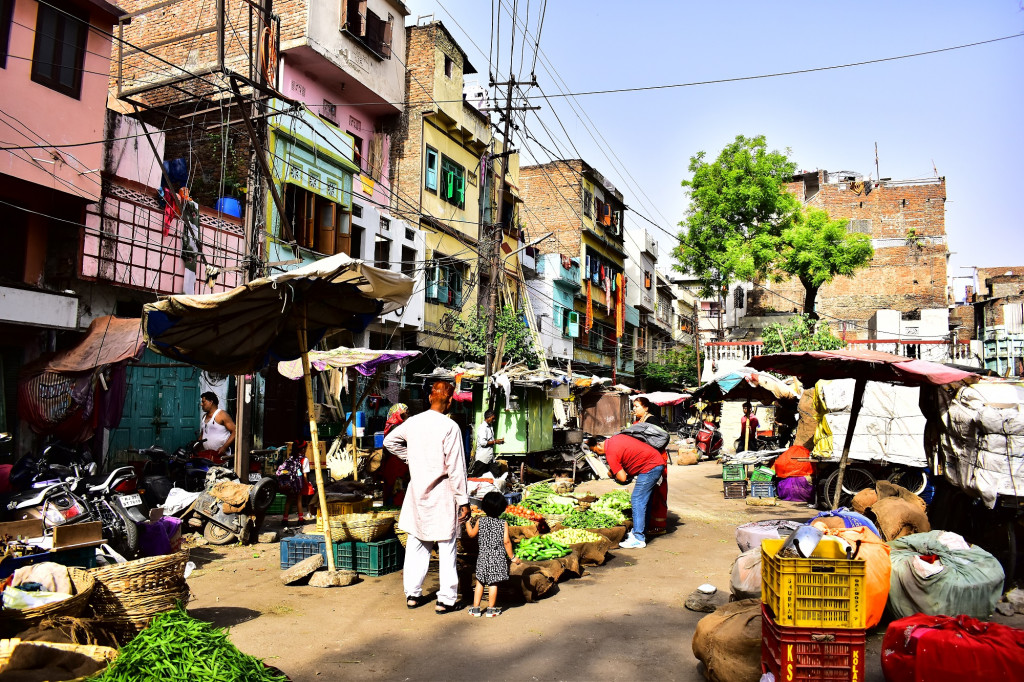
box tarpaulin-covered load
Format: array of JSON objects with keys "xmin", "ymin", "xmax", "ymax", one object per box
[
  {"xmin": 810, "ymin": 379, "xmax": 927, "ymax": 467},
  {"xmin": 930, "ymin": 379, "xmax": 1024, "ymax": 508}
]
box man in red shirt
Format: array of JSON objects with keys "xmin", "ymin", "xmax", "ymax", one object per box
[
  {"xmin": 737, "ymin": 402, "xmax": 759, "ymax": 452},
  {"xmin": 586, "ymin": 434, "xmax": 666, "ymax": 549}
]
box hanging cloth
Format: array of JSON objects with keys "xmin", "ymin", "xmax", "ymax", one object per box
[
  {"xmin": 604, "ymin": 276, "xmax": 612, "ymax": 313},
  {"xmin": 561, "ymin": 254, "xmax": 572, "ymax": 270},
  {"xmin": 615, "ymin": 273, "xmax": 625, "ymax": 338},
  {"xmin": 599, "ymin": 264, "xmax": 605, "ymax": 279},
  {"xmin": 585, "ymin": 280, "xmax": 594, "ymax": 332}
]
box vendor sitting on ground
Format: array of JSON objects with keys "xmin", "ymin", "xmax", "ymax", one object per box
[
  {"xmin": 585, "ymin": 434, "xmax": 666, "ymax": 549},
  {"xmin": 469, "ymin": 410, "xmax": 504, "ymax": 478}
]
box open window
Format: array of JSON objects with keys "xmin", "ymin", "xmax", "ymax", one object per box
[
  {"xmin": 424, "ymin": 147, "xmax": 438, "ymax": 193},
  {"xmin": 583, "ymin": 188, "xmax": 593, "ymax": 218},
  {"xmin": 425, "ymin": 258, "xmax": 466, "ymax": 308},
  {"xmin": 284, "ymin": 184, "xmax": 351, "ymax": 256},
  {"xmin": 440, "ymin": 156, "xmax": 465, "ymax": 209},
  {"xmin": 342, "ymin": 0, "xmax": 394, "ymax": 59}
]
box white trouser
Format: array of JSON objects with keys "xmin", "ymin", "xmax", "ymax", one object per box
[{"xmin": 404, "ymin": 535, "xmax": 459, "ymax": 606}]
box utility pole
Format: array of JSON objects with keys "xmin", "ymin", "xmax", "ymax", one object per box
[
  {"xmin": 483, "ymin": 76, "xmax": 518, "ymax": 386},
  {"xmin": 693, "ymin": 300, "xmax": 701, "ymax": 383}
]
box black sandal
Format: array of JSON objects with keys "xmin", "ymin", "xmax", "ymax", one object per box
[
  {"xmin": 434, "ymin": 601, "xmax": 461, "ymax": 614},
  {"xmin": 406, "ymin": 595, "xmax": 430, "ymax": 609}
]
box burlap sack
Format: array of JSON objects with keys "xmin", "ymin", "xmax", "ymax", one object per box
[
  {"xmin": 868, "ymin": 497, "xmax": 930, "ymax": 541},
  {"xmin": 507, "ymin": 551, "xmax": 581, "ymax": 602},
  {"xmin": 875, "ymin": 479, "xmax": 928, "ymax": 513},
  {"xmin": 508, "ymin": 524, "xmax": 542, "ymax": 542},
  {"xmin": 851, "ymin": 488, "xmax": 879, "ymax": 514},
  {"xmin": 691, "ymin": 598, "xmax": 762, "ymax": 682},
  {"xmin": 675, "ymin": 449, "xmax": 699, "ymax": 466},
  {"xmin": 793, "ymin": 390, "xmax": 818, "ymax": 449},
  {"xmin": 551, "ymin": 524, "xmax": 628, "ymax": 545},
  {"xmin": 568, "ymin": 536, "xmax": 612, "ymax": 566}
]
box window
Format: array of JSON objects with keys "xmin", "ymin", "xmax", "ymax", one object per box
[
  {"xmin": 401, "ymin": 245, "xmax": 416, "ymax": 277},
  {"xmin": 444, "ymin": 55, "xmax": 453, "ymax": 78},
  {"xmin": 733, "ymin": 286, "xmax": 745, "ymax": 309},
  {"xmin": 565, "ymin": 310, "xmax": 580, "ymax": 338},
  {"xmin": 644, "ymin": 271, "xmax": 652, "ymax": 289},
  {"xmin": 0, "ymin": 0, "xmax": 13, "ymax": 68},
  {"xmin": 32, "ymin": 3, "xmax": 88, "ymax": 98},
  {"xmin": 425, "ymin": 259, "xmax": 465, "ymax": 308},
  {"xmin": 440, "ymin": 156, "xmax": 465, "ymax": 209},
  {"xmin": 351, "ymin": 224, "xmax": 364, "ymax": 258},
  {"xmin": 424, "ymin": 147, "xmax": 438, "ymax": 193},
  {"xmin": 582, "ymin": 188, "xmax": 593, "ymax": 218},
  {"xmin": 379, "ymin": 216, "xmax": 390, "ymax": 232},
  {"xmin": 342, "ymin": 0, "xmax": 394, "ymax": 59},
  {"xmin": 373, "ymin": 236, "xmax": 391, "ymax": 269},
  {"xmin": 405, "ymin": 227, "xmax": 415, "ymax": 241},
  {"xmin": 349, "ymin": 132, "xmax": 364, "ymax": 170},
  {"xmin": 284, "ymin": 185, "xmax": 349, "ymax": 256},
  {"xmin": 352, "ymin": 203, "xmax": 363, "ymax": 219}
]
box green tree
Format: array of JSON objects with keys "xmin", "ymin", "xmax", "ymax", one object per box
[
  {"xmin": 760, "ymin": 314, "xmax": 845, "ymax": 355},
  {"xmin": 641, "ymin": 346, "xmax": 700, "ymax": 389},
  {"xmin": 675, "ymin": 135, "xmax": 874, "ymax": 318},
  {"xmin": 674, "ymin": 134, "xmax": 801, "ymax": 298},
  {"xmin": 452, "ymin": 306, "xmax": 539, "ymax": 368},
  {"xmin": 772, "ymin": 208, "xmax": 874, "ymax": 316}
]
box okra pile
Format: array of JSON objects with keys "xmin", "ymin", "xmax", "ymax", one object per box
[{"xmin": 94, "ymin": 604, "xmax": 287, "ymax": 681}]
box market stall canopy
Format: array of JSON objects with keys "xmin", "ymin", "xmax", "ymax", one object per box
[
  {"xmin": 747, "ymin": 349, "xmax": 977, "ymax": 386},
  {"xmin": 142, "ymin": 254, "xmax": 414, "ymax": 374},
  {"xmin": 277, "ymin": 348, "xmax": 420, "ymax": 379},
  {"xmin": 46, "ymin": 316, "xmax": 146, "ymax": 372},
  {"xmin": 635, "ymin": 391, "xmax": 691, "ymax": 406},
  {"xmin": 691, "ymin": 367, "xmax": 800, "ymax": 404}
]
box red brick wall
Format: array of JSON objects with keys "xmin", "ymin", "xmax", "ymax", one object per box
[
  {"xmin": 519, "ymin": 160, "xmax": 584, "ymax": 257},
  {"xmin": 950, "ymin": 304, "xmax": 976, "ymax": 341},
  {"xmin": 751, "ymin": 175, "xmax": 949, "ymax": 338}
]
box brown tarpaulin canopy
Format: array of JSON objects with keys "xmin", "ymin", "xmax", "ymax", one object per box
[{"xmin": 46, "ymin": 316, "xmax": 145, "ymax": 373}]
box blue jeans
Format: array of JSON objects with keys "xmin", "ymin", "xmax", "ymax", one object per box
[{"xmin": 630, "ymin": 465, "xmax": 664, "ymax": 543}]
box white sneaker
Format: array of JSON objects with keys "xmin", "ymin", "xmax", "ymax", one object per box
[{"xmin": 619, "ymin": 536, "xmax": 646, "ymax": 549}]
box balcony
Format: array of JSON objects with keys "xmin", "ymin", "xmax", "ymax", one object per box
[
  {"xmin": 702, "ymin": 339, "xmax": 977, "ymax": 368},
  {"xmin": 555, "ymin": 261, "xmax": 581, "ymax": 287}
]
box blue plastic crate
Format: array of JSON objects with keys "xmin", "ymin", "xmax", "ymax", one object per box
[
  {"xmin": 354, "ymin": 538, "xmax": 404, "ymax": 576},
  {"xmin": 750, "ymin": 481, "xmax": 777, "ymax": 498},
  {"xmin": 503, "ymin": 491, "xmax": 522, "ymax": 506},
  {"xmin": 0, "ymin": 546, "xmax": 98, "ymax": 579},
  {"xmin": 279, "ymin": 534, "xmax": 354, "ymax": 570}
]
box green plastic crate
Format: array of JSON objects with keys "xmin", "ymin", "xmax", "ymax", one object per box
[
  {"xmin": 722, "ymin": 463, "xmax": 747, "ymax": 481},
  {"xmin": 354, "ymin": 538, "xmax": 404, "ymax": 577},
  {"xmin": 750, "ymin": 466, "xmax": 775, "ymax": 482},
  {"xmin": 266, "ymin": 494, "xmax": 286, "ymax": 516}
]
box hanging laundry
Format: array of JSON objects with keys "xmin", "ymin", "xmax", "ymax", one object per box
[
  {"xmin": 615, "ymin": 273, "xmax": 625, "ymax": 338},
  {"xmin": 585, "ymin": 254, "xmax": 591, "ymax": 274},
  {"xmin": 611, "ymin": 274, "xmax": 617, "ymax": 291},
  {"xmin": 604, "ymin": 276, "xmax": 612, "ymax": 313},
  {"xmin": 179, "ymin": 196, "xmax": 201, "ymax": 295},
  {"xmin": 585, "ymin": 280, "xmax": 593, "ymax": 332},
  {"xmin": 599, "ymin": 264, "xmax": 605, "ymax": 279},
  {"xmin": 561, "ymin": 254, "xmax": 572, "ymax": 270},
  {"xmin": 162, "ymin": 188, "xmax": 178, "ymax": 236}
]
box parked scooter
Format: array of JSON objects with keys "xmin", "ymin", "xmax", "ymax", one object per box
[
  {"xmin": 8, "ymin": 442, "xmax": 96, "ymax": 491},
  {"xmin": 695, "ymin": 421, "xmax": 724, "ymax": 461},
  {"xmin": 137, "ymin": 439, "xmax": 223, "ymax": 507},
  {"xmin": 2, "ymin": 480, "xmax": 91, "ymax": 530},
  {"xmin": 70, "ymin": 466, "xmax": 146, "ymax": 558}
]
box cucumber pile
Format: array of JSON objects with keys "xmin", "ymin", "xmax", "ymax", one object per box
[{"xmin": 514, "ymin": 534, "xmax": 570, "ymax": 561}]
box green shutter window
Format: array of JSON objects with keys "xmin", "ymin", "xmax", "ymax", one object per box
[
  {"xmin": 425, "ymin": 266, "xmax": 439, "ymax": 299},
  {"xmin": 445, "ymin": 170, "xmax": 455, "ymax": 199},
  {"xmin": 456, "ymin": 169, "xmax": 465, "ymax": 206},
  {"xmin": 425, "ymin": 148, "xmax": 438, "ymax": 191},
  {"xmin": 567, "ymin": 311, "xmax": 580, "ymax": 338}
]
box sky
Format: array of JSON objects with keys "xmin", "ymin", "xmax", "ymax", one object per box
[{"xmin": 405, "ymin": 0, "xmax": 1024, "ymax": 295}]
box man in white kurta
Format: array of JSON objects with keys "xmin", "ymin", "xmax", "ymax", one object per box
[{"xmin": 383, "ymin": 382, "xmax": 468, "ymax": 611}]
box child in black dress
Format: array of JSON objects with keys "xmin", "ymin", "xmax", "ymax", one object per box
[{"xmin": 464, "ymin": 491, "xmax": 520, "ymax": 617}]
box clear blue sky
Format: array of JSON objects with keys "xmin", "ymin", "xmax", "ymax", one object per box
[{"xmin": 406, "ymin": 1, "xmax": 1024, "ymax": 290}]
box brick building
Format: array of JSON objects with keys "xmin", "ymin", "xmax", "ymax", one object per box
[
  {"xmin": 519, "ymin": 159, "xmax": 636, "ymax": 379},
  {"xmin": 747, "ymin": 170, "xmax": 949, "ymax": 339},
  {"xmin": 966, "ymin": 267, "xmax": 1024, "ymax": 375}
]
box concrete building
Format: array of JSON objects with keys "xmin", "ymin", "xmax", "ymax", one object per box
[
  {"xmin": 960, "ymin": 267, "xmax": 1024, "ymax": 376},
  {"xmin": 0, "ymin": 0, "xmax": 124, "ymax": 449},
  {"xmin": 519, "ymin": 159, "xmax": 635, "ymax": 381},
  {"xmin": 624, "ymin": 230, "xmax": 657, "ymax": 366}
]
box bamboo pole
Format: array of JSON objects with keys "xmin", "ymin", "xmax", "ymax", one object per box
[
  {"xmin": 298, "ymin": 325, "xmax": 335, "ymax": 571},
  {"xmin": 831, "ymin": 377, "xmax": 866, "ymax": 510},
  {"xmin": 350, "ymin": 381, "xmax": 358, "ymax": 481}
]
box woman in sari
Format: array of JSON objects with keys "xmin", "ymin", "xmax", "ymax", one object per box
[{"xmin": 377, "ymin": 403, "xmax": 410, "ymax": 506}]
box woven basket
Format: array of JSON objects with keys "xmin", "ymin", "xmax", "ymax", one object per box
[
  {"xmin": 315, "ymin": 514, "xmax": 353, "ymax": 542},
  {"xmin": 0, "ymin": 568, "xmax": 94, "ymax": 633},
  {"xmin": 542, "ymin": 513, "xmax": 567, "ymax": 526},
  {"xmin": 88, "ymin": 551, "xmax": 190, "ymax": 635},
  {"xmin": 343, "ymin": 513, "xmax": 395, "ymax": 543}
]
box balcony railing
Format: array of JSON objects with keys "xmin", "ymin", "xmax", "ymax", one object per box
[{"xmin": 702, "ymin": 339, "xmax": 977, "ymax": 367}]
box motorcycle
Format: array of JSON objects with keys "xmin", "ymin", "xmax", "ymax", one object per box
[
  {"xmin": 70, "ymin": 466, "xmax": 146, "ymax": 558},
  {"xmin": 138, "ymin": 439, "xmax": 224, "ymax": 507},
  {"xmin": 9, "ymin": 442, "xmax": 96, "ymax": 491},
  {"xmin": 2, "ymin": 480, "xmax": 91, "ymax": 530},
  {"xmin": 695, "ymin": 421, "xmax": 724, "ymax": 461}
]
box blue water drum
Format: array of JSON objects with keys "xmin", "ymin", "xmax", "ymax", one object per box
[
  {"xmin": 345, "ymin": 411, "xmax": 366, "ymax": 437},
  {"xmin": 215, "ymin": 197, "xmax": 243, "ymax": 218}
]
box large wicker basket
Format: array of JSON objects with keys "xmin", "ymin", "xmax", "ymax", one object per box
[
  {"xmin": 88, "ymin": 551, "xmax": 190, "ymax": 636},
  {"xmin": 0, "ymin": 567, "xmax": 94, "ymax": 634},
  {"xmin": 343, "ymin": 513, "xmax": 396, "ymax": 543}
]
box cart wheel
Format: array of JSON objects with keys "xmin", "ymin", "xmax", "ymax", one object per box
[
  {"xmin": 823, "ymin": 467, "xmax": 876, "ymax": 508},
  {"xmin": 203, "ymin": 522, "xmax": 237, "ymax": 545},
  {"xmin": 886, "ymin": 468, "xmax": 928, "ymax": 496}
]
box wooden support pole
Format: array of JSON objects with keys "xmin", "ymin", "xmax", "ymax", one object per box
[
  {"xmin": 298, "ymin": 325, "xmax": 335, "ymax": 571},
  {"xmin": 831, "ymin": 377, "xmax": 866, "ymax": 510}
]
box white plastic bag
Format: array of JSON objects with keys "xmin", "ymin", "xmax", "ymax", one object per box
[
  {"xmin": 2, "ymin": 587, "xmax": 71, "ymax": 610},
  {"xmin": 730, "ymin": 548, "xmax": 762, "ymax": 600}
]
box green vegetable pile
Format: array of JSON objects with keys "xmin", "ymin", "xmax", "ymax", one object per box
[
  {"xmin": 515, "ymin": 534, "xmax": 570, "ymax": 561},
  {"xmin": 590, "ymin": 491, "xmax": 631, "ymax": 518},
  {"xmin": 537, "ymin": 502, "xmax": 574, "ymax": 515},
  {"xmin": 561, "ymin": 508, "xmax": 620, "ymax": 529},
  {"xmin": 520, "ymin": 483, "xmax": 555, "ymax": 512},
  {"xmin": 94, "ymin": 604, "xmax": 287, "ymax": 682},
  {"xmin": 546, "ymin": 528, "xmax": 604, "ymax": 545},
  {"xmin": 500, "ymin": 512, "xmax": 534, "ymax": 527}
]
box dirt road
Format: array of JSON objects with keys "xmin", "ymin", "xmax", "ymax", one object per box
[{"xmin": 186, "ymin": 462, "xmax": 1021, "ymax": 681}]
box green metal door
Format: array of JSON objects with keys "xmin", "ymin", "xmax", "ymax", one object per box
[{"xmin": 107, "ymin": 349, "xmax": 201, "ymax": 457}]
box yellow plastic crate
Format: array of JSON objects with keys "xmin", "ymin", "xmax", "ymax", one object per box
[
  {"xmin": 760, "ymin": 537, "xmax": 867, "ymax": 629},
  {"xmin": 315, "ymin": 499, "xmax": 371, "ymax": 532}
]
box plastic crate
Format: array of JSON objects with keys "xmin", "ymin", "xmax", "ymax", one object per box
[
  {"xmin": 723, "ymin": 481, "xmax": 748, "ymax": 499},
  {"xmin": 266, "ymin": 494, "xmax": 286, "ymax": 516},
  {"xmin": 761, "ymin": 538, "xmax": 867, "ymax": 629},
  {"xmin": 750, "ymin": 481, "xmax": 777, "ymax": 498},
  {"xmin": 503, "ymin": 491, "xmax": 522, "ymax": 506},
  {"xmin": 761, "ymin": 604, "xmax": 866, "ymax": 682},
  {"xmin": 750, "ymin": 466, "xmax": 775, "ymax": 482},
  {"xmin": 279, "ymin": 534, "xmax": 355, "ymax": 570},
  {"xmin": 722, "ymin": 463, "xmax": 747, "ymax": 481},
  {"xmin": 0, "ymin": 546, "xmax": 98, "ymax": 579},
  {"xmin": 354, "ymin": 537, "xmax": 404, "ymax": 577}
]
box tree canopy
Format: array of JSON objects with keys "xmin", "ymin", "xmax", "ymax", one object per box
[
  {"xmin": 675, "ymin": 134, "xmax": 874, "ymax": 318},
  {"xmin": 641, "ymin": 346, "xmax": 700, "ymax": 389},
  {"xmin": 452, "ymin": 306, "xmax": 539, "ymax": 368},
  {"xmin": 760, "ymin": 314, "xmax": 846, "ymax": 355}
]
